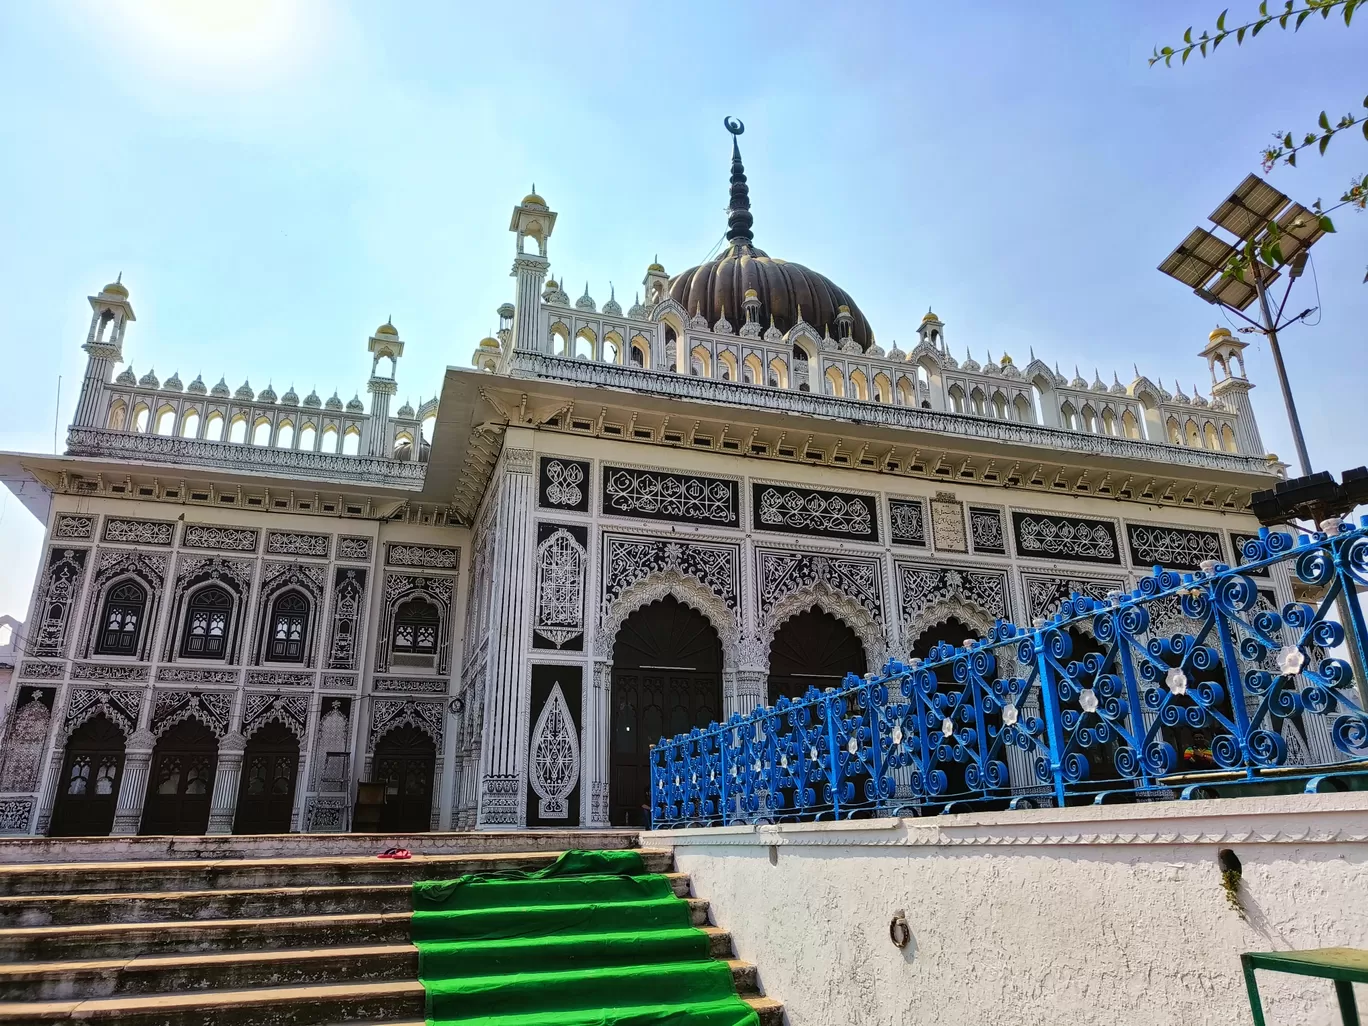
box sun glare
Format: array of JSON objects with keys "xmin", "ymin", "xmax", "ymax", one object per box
[{"xmin": 98, "ymin": 0, "xmax": 321, "ymax": 85}]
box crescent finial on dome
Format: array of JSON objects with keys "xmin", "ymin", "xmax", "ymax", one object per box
[{"xmin": 723, "ymin": 116, "xmax": 754, "ymax": 245}]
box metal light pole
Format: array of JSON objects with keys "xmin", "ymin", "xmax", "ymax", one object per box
[
  {"xmin": 1160, "ymin": 173, "xmax": 1327, "ymax": 477},
  {"xmin": 1162, "ymin": 175, "xmax": 1368, "ymax": 707},
  {"xmin": 1248, "ymin": 257, "xmax": 1313, "ymax": 476}
]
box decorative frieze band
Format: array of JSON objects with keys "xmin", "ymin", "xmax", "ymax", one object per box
[
  {"xmin": 181, "ymin": 524, "xmax": 259, "ymax": 552},
  {"xmin": 1125, "ymin": 523, "xmax": 1224, "ymax": 571},
  {"xmin": 244, "ymin": 670, "xmax": 315, "ymax": 688},
  {"xmin": 18, "ymin": 661, "xmax": 64, "ymax": 681},
  {"xmin": 156, "ymin": 667, "xmax": 240, "ymax": 685},
  {"xmin": 1011, "ymin": 511, "xmax": 1121, "ymax": 565},
  {"xmin": 266, "ymin": 531, "xmax": 331, "ymax": 558},
  {"xmin": 53, "ymin": 515, "xmax": 95, "ymax": 540},
  {"xmin": 102, "ymin": 517, "xmax": 175, "ymax": 546},
  {"xmin": 372, "ymin": 676, "xmax": 449, "ymax": 694},
  {"xmin": 385, "ymin": 543, "xmax": 460, "ymax": 570},
  {"xmin": 752, "ymin": 484, "xmax": 877, "ymax": 542},
  {"xmin": 71, "ymin": 662, "xmax": 149, "ymax": 682},
  {"xmin": 601, "ymin": 466, "xmax": 739, "ymax": 527}
]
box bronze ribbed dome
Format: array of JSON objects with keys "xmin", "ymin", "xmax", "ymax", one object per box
[{"xmin": 667, "ymin": 119, "xmax": 875, "ymax": 350}]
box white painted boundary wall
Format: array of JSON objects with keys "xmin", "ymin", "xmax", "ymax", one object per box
[{"xmin": 646, "ymin": 793, "xmax": 1368, "ymax": 1026}]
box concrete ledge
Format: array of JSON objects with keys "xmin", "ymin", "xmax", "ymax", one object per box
[
  {"xmin": 645, "ymin": 791, "xmax": 1368, "ymax": 849},
  {"xmin": 0, "ymin": 830, "xmax": 640, "ymax": 864}
]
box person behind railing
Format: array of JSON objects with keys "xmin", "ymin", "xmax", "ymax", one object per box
[{"xmin": 1182, "ymin": 730, "xmax": 1216, "ymax": 770}]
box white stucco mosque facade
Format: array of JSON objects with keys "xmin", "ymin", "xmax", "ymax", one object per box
[{"xmin": 0, "ymin": 120, "xmax": 1301, "ymax": 838}]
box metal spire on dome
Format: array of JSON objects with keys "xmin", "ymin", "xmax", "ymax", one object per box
[{"xmin": 723, "ymin": 116, "xmax": 754, "ymax": 245}]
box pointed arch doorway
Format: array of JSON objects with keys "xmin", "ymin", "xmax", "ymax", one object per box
[
  {"xmin": 140, "ymin": 720, "xmax": 218, "ymax": 835},
  {"xmin": 233, "ymin": 722, "xmax": 300, "ymax": 834},
  {"xmin": 767, "ymin": 606, "xmax": 868, "ymax": 705},
  {"xmin": 610, "ymin": 596, "xmax": 722, "ymax": 827},
  {"xmin": 373, "ymin": 727, "xmax": 435, "ymax": 833},
  {"xmin": 49, "ymin": 715, "xmax": 126, "ymax": 837}
]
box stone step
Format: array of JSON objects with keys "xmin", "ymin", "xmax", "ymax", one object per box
[
  {"xmin": 0, "ymin": 963, "xmax": 772, "ymax": 1025},
  {"xmin": 0, "ymin": 830, "xmax": 642, "ymax": 866},
  {"xmin": 0, "ymin": 930, "xmax": 740, "ymax": 1002},
  {"xmin": 0, "ymin": 873, "xmax": 693, "ymax": 927},
  {"xmin": 0, "ymin": 849, "xmax": 674, "ymax": 897},
  {"xmin": 363, "ymin": 1000, "xmax": 786, "ymax": 1026},
  {"xmin": 0, "ymin": 900, "xmax": 713, "ymax": 963}
]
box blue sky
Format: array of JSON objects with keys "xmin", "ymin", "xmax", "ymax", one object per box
[{"xmin": 1, "ymin": 0, "xmax": 1364, "ymax": 619}]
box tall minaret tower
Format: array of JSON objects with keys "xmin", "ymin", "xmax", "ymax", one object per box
[
  {"xmin": 365, "ymin": 319, "xmax": 404, "ymax": 457},
  {"xmin": 509, "ymin": 188, "xmax": 557, "ymax": 353},
  {"xmin": 73, "ymin": 276, "xmax": 136, "ymax": 429},
  {"xmin": 1202, "ymin": 325, "xmax": 1264, "ymax": 456}
]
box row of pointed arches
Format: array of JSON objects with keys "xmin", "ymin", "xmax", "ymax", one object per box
[{"xmin": 106, "ymin": 399, "xmax": 365, "ymax": 456}]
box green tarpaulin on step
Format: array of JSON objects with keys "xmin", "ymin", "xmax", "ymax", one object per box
[{"xmin": 411, "ymin": 849, "xmax": 760, "ymax": 1026}]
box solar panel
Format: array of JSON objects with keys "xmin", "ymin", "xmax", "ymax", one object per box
[
  {"xmin": 1205, "ymin": 263, "xmax": 1279, "ymax": 311},
  {"xmin": 1158, "ymin": 228, "xmax": 1236, "ymax": 288},
  {"xmin": 1209, "ymin": 173, "xmax": 1291, "ymax": 243}
]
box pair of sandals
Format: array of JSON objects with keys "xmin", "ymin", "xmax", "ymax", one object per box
[{"xmin": 377, "ymin": 847, "xmax": 412, "ymax": 860}]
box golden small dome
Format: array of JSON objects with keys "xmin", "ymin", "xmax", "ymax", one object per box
[
  {"xmin": 921, "ymin": 310, "xmax": 938, "ymax": 323},
  {"xmin": 1208, "ymin": 325, "xmax": 1232, "ymax": 343},
  {"xmin": 1000, "ymin": 353, "xmax": 1013, "ymax": 365},
  {"xmin": 522, "ymin": 191, "xmax": 546, "ymax": 207},
  {"xmin": 545, "ymin": 278, "xmax": 559, "ymax": 289},
  {"xmin": 375, "ymin": 321, "xmax": 398, "ymax": 337},
  {"xmin": 103, "ymin": 279, "xmax": 128, "ymax": 298},
  {"xmin": 743, "ymin": 288, "xmax": 758, "ymax": 300},
  {"xmin": 647, "ymin": 262, "xmax": 665, "ymax": 274},
  {"xmin": 837, "ymin": 304, "xmax": 851, "ymax": 314},
  {"xmin": 479, "ymin": 336, "xmax": 500, "ymax": 349}
]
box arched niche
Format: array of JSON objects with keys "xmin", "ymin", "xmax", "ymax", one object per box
[
  {"xmin": 48, "ymin": 714, "xmax": 126, "ymax": 837},
  {"xmin": 767, "ymin": 606, "xmax": 868, "ymax": 705},
  {"xmin": 610, "ymin": 595, "xmax": 723, "ymax": 828}
]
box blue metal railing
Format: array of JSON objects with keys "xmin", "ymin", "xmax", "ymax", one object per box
[{"xmin": 650, "ymin": 521, "xmax": 1368, "ymax": 827}]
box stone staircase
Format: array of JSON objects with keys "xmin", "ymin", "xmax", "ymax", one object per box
[{"xmin": 0, "ymin": 836, "xmax": 781, "ymax": 1025}]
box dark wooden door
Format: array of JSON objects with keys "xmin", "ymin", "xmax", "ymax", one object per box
[
  {"xmin": 140, "ymin": 720, "xmax": 218, "ymax": 835},
  {"xmin": 373, "ymin": 727, "xmax": 435, "ymax": 833},
  {"xmin": 233, "ymin": 723, "xmax": 299, "ymax": 834},
  {"xmin": 767, "ymin": 606, "xmax": 868, "ymax": 705},
  {"xmin": 611, "ymin": 596, "xmax": 722, "ymax": 827},
  {"xmin": 49, "ymin": 716, "xmax": 125, "ymax": 837}
]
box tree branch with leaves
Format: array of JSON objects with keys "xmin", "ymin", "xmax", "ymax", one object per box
[{"xmin": 1152, "ymin": 0, "xmax": 1365, "ymax": 277}]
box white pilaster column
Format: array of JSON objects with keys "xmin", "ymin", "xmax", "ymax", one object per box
[
  {"xmin": 34, "ymin": 747, "xmax": 66, "ymax": 836},
  {"xmin": 112, "ymin": 728, "xmax": 156, "ymax": 835},
  {"xmin": 583, "ymin": 660, "xmax": 612, "ymax": 827},
  {"xmin": 476, "ymin": 445, "xmax": 537, "ymax": 828},
  {"xmin": 365, "ymin": 377, "xmax": 397, "ymax": 457},
  {"xmin": 207, "ymin": 729, "xmax": 246, "ymax": 834},
  {"xmin": 206, "ymin": 730, "xmax": 246, "ymax": 834},
  {"xmin": 510, "ymin": 255, "xmax": 549, "ymax": 353},
  {"xmin": 1213, "ymin": 380, "xmax": 1264, "ymax": 456},
  {"xmin": 732, "ymin": 670, "xmax": 766, "ymax": 718}
]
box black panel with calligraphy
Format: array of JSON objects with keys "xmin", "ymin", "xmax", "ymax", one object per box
[
  {"xmin": 601, "ymin": 466, "xmax": 739, "ymax": 527},
  {"xmin": 888, "ymin": 499, "xmax": 927, "ymax": 547},
  {"xmin": 752, "ymin": 484, "xmax": 878, "ymax": 542},
  {"xmin": 1011, "ymin": 512, "xmax": 1121, "ymax": 566},
  {"xmin": 538, "ymin": 457, "xmax": 590, "ymax": 513}
]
